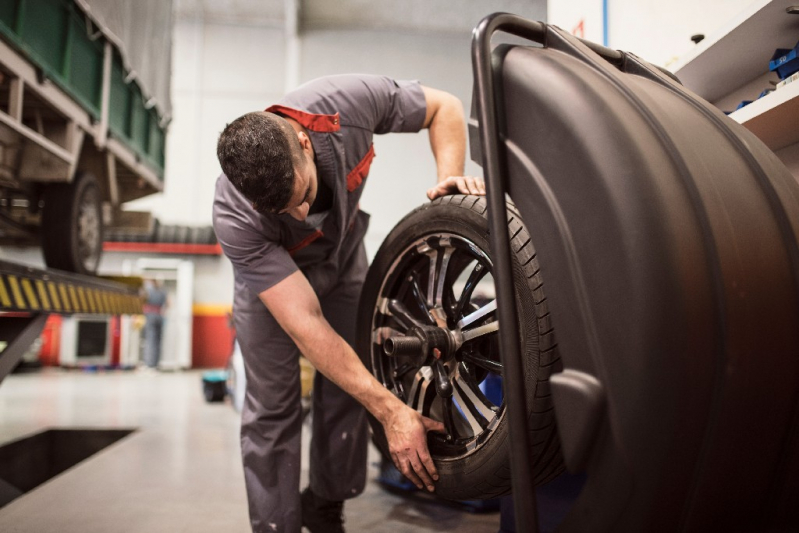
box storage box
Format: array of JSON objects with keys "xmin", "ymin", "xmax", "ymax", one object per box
[{"xmin": 769, "ymin": 42, "xmax": 799, "ymax": 79}]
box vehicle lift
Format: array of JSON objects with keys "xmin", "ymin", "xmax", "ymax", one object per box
[{"xmin": 0, "ymin": 259, "xmax": 142, "ymax": 384}]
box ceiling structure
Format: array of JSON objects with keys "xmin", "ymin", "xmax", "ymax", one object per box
[{"xmin": 173, "ymin": 0, "xmax": 546, "ymax": 33}]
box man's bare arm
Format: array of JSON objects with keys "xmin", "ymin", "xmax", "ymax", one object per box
[
  {"xmin": 259, "ymin": 270, "xmax": 445, "ymax": 491},
  {"xmin": 421, "ymin": 85, "xmax": 486, "ymax": 199}
]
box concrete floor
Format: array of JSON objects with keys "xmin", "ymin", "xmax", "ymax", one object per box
[{"xmin": 0, "ymin": 368, "xmax": 501, "ymax": 532}]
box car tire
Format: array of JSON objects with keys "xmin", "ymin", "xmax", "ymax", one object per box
[
  {"xmin": 42, "ymin": 172, "xmax": 103, "ymax": 275},
  {"xmin": 356, "ymin": 194, "xmax": 564, "ymax": 501}
]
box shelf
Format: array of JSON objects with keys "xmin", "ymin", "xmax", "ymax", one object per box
[
  {"xmin": 673, "ymin": 0, "xmax": 799, "ymax": 102},
  {"xmin": 729, "ymin": 80, "xmax": 799, "ymax": 150}
]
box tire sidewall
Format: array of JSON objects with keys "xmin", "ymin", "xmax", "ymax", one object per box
[{"xmin": 42, "ymin": 172, "xmax": 103, "ymax": 275}]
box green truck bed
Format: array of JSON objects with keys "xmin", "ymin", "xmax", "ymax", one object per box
[{"xmin": 0, "ymin": 0, "xmax": 165, "ymax": 176}]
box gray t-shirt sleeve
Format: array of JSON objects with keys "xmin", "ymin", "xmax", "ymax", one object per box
[
  {"xmin": 212, "ymin": 175, "xmax": 298, "ymax": 295},
  {"xmin": 367, "ymin": 77, "xmax": 428, "ymax": 134},
  {"xmin": 281, "ymin": 75, "xmax": 427, "ymax": 135}
]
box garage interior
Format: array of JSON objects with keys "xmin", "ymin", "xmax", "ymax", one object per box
[{"xmin": 1, "ymin": 0, "xmax": 798, "ymax": 532}]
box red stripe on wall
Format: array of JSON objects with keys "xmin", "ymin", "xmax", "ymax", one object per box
[{"xmin": 103, "ymin": 242, "xmax": 223, "ymax": 255}]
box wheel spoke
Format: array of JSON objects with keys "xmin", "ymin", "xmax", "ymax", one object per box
[
  {"xmin": 393, "ymin": 363, "xmax": 416, "ymax": 380},
  {"xmin": 385, "ymin": 299, "xmax": 424, "ymax": 330},
  {"xmin": 462, "ymin": 351, "xmax": 503, "ymax": 375},
  {"xmin": 458, "ymin": 299, "xmax": 497, "ymax": 329},
  {"xmin": 425, "ymin": 249, "xmax": 438, "ymax": 308},
  {"xmin": 407, "ymin": 366, "xmax": 434, "ymax": 415},
  {"xmin": 406, "ymin": 271, "xmax": 435, "ymax": 325},
  {"xmin": 432, "ymin": 246, "xmax": 455, "ymax": 308},
  {"xmin": 462, "ymin": 321, "xmax": 499, "ymax": 342},
  {"xmin": 453, "ymin": 368, "xmax": 497, "ymax": 430},
  {"xmin": 443, "ymin": 283, "xmax": 458, "ymax": 323},
  {"xmin": 391, "ymin": 362, "xmax": 418, "ymax": 402},
  {"xmin": 441, "ymin": 395, "xmax": 459, "ymax": 441},
  {"xmin": 452, "ymin": 387, "xmax": 486, "ymax": 436},
  {"xmin": 454, "ymin": 261, "xmax": 488, "ymax": 320}
]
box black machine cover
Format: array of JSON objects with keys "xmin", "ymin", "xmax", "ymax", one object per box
[{"xmin": 472, "ymin": 19, "xmax": 799, "ymax": 532}]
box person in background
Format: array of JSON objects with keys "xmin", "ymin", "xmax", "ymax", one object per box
[{"xmin": 142, "ymin": 278, "xmax": 168, "ymax": 369}]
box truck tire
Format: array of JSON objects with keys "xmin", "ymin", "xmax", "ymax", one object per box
[
  {"xmin": 356, "ymin": 194, "xmax": 564, "ymax": 501},
  {"xmin": 42, "ymin": 172, "xmax": 103, "ymax": 275}
]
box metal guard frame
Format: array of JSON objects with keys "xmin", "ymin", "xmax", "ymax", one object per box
[{"xmin": 470, "ymin": 13, "xmax": 623, "ymax": 532}]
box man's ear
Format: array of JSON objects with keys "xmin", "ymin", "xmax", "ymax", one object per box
[{"xmin": 297, "ymin": 131, "xmax": 311, "ymax": 152}]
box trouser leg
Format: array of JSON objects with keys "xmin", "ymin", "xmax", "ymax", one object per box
[
  {"xmin": 143, "ymin": 314, "xmax": 161, "ymax": 367},
  {"xmin": 153, "ymin": 316, "xmax": 163, "ymax": 366},
  {"xmin": 310, "ymin": 243, "xmax": 370, "ymax": 501},
  {"xmin": 235, "ymin": 305, "xmax": 303, "ymax": 533}
]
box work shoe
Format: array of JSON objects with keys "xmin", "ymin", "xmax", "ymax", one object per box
[{"xmin": 300, "ymin": 487, "xmax": 345, "ymax": 533}]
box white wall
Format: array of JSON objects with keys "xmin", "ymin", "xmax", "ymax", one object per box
[
  {"xmin": 607, "ymin": 0, "xmax": 755, "ymax": 67},
  {"xmin": 128, "ymin": 16, "xmax": 286, "ymax": 226},
  {"xmin": 548, "ymin": 0, "xmax": 756, "ymax": 67},
  {"xmin": 121, "ymin": 16, "xmax": 288, "ymax": 306}
]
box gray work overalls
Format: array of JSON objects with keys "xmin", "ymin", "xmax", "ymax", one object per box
[{"xmin": 212, "ymin": 75, "xmax": 427, "ymax": 533}]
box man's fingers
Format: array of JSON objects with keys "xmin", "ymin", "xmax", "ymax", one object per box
[
  {"xmin": 393, "ymin": 451, "xmax": 425, "ymax": 490},
  {"xmin": 428, "ymin": 177, "xmax": 486, "ymax": 200},
  {"xmin": 464, "ymin": 176, "xmax": 476, "ymax": 194},
  {"xmin": 422, "ymin": 416, "xmax": 445, "ymax": 433},
  {"xmin": 409, "ymin": 453, "xmax": 436, "ymax": 491},
  {"xmin": 417, "ymin": 447, "xmax": 439, "ymax": 485}
]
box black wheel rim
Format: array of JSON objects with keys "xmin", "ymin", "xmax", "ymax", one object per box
[{"xmin": 370, "ymin": 232, "xmax": 504, "ymax": 460}]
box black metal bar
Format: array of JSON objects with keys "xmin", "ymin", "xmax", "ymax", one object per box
[
  {"xmin": 0, "ymin": 313, "xmax": 48, "ymax": 384},
  {"xmin": 470, "ymin": 12, "xmax": 566, "ymax": 533}
]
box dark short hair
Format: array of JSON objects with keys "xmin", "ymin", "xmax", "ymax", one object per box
[{"xmin": 217, "ymin": 112, "xmax": 304, "ymax": 214}]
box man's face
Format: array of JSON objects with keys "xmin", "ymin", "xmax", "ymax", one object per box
[{"xmin": 279, "ymin": 151, "xmax": 317, "ymax": 221}]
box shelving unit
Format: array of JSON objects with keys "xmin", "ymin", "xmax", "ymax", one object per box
[
  {"xmin": 673, "ymin": 0, "xmax": 799, "ymax": 166},
  {"xmin": 730, "ymin": 79, "xmax": 799, "ymax": 151}
]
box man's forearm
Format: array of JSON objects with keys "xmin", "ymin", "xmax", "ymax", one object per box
[
  {"xmin": 294, "ymin": 316, "xmax": 400, "ymax": 425},
  {"xmin": 294, "ymin": 317, "xmax": 443, "ymax": 491}
]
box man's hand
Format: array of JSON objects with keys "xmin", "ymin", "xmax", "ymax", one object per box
[
  {"xmin": 427, "ymin": 176, "xmax": 486, "ymax": 200},
  {"xmin": 384, "ymin": 405, "xmax": 445, "ymax": 492}
]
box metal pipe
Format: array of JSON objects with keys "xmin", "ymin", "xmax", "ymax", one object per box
[{"xmin": 471, "ymin": 12, "xmax": 552, "ymax": 532}]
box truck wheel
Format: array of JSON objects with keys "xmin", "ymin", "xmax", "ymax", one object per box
[
  {"xmin": 356, "ymin": 194, "xmax": 564, "ymax": 501},
  {"xmin": 42, "ymin": 172, "xmax": 103, "ymax": 275}
]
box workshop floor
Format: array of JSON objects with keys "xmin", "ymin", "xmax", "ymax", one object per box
[{"xmin": 0, "ymin": 367, "xmax": 501, "ymax": 532}]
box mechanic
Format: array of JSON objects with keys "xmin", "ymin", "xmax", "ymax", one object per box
[{"xmin": 212, "ymin": 74, "xmax": 485, "ymax": 533}]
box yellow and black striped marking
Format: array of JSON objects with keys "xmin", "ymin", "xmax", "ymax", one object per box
[{"xmin": 0, "ymin": 261, "xmax": 143, "ymax": 315}]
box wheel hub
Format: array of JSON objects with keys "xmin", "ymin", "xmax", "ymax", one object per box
[
  {"xmin": 382, "ymin": 322, "xmax": 461, "ymax": 401},
  {"xmin": 382, "ymin": 323, "xmax": 458, "ymax": 362}
]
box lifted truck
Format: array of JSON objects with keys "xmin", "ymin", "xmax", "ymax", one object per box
[{"xmin": 0, "ymin": 0, "xmax": 171, "ymax": 274}]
